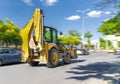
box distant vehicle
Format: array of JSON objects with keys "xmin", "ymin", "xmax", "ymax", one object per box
[
  {"xmin": 106, "ymin": 49, "xmax": 117, "ymax": 53},
  {"xmin": 76, "ymin": 48, "xmax": 89, "ymax": 55},
  {"xmin": 75, "ymin": 47, "xmax": 89, "ymax": 55},
  {"xmin": 0, "ymin": 48, "xmax": 21, "ymax": 66}
]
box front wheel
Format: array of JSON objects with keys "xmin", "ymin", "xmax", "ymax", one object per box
[
  {"xmin": 47, "ymin": 49, "xmax": 59, "ymax": 68},
  {"xmin": 63, "ymin": 54, "xmax": 71, "ymax": 64}
]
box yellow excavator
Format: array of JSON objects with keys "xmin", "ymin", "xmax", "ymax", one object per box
[{"xmin": 20, "ymin": 8, "xmax": 77, "ymax": 68}]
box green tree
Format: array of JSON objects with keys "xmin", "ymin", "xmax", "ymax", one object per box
[
  {"xmin": 99, "ymin": 38, "xmax": 114, "ymax": 49},
  {"xmin": 0, "ymin": 18, "xmax": 22, "ymax": 48},
  {"xmin": 117, "ymin": 41, "xmax": 120, "ymax": 48},
  {"xmin": 58, "ymin": 30, "xmax": 80, "ymax": 45},
  {"xmin": 84, "ymin": 32, "xmax": 93, "ymax": 48},
  {"xmin": 107, "ymin": 40, "xmax": 114, "ymax": 49},
  {"xmin": 58, "ymin": 35, "xmax": 80, "ymax": 45},
  {"xmin": 98, "ymin": 13, "xmax": 120, "ymax": 35},
  {"xmin": 68, "ymin": 30, "xmax": 80, "ymax": 37},
  {"xmin": 68, "ymin": 29, "xmax": 81, "ymax": 40},
  {"xmin": 99, "ymin": 38, "xmax": 106, "ymax": 49},
  {"xmin": 84, "ymin": 32, "xmax": 93, "ymax": 39},
  {"xmin": 87, "ymin": 39, "xmax": 91, "ymax": 48}
]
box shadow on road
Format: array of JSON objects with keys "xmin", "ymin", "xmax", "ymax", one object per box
[
  {"xmin": 1, "ymin": 62, "xmax": 25, "ymax": 67},
  {"xmin": 36, "ymin": 59, "xmax": 86, "ymax": 67},
  {"xmin": 66, "ymin": 62, "xmax": 120, "ymax": 84},
  {"xmin": 58, "ymin": 59, "xmax": 86, "ymax": 67},
  {"xmin": 118, "ymin": 56, "xmax": 120, "ymax": 58}
]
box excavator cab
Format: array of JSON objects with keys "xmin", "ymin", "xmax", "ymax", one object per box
[
  {"xmin": 20, "ymin": 8, "xmax": 77, "ymax": 68},
  {"xmin": 44, "ymin": 26, "xmax": 58, "ymax": 44}
]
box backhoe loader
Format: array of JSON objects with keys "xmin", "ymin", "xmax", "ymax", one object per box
[{"xmin": 20, "ymin": 8, "xmax": 77, "ymax": 68}]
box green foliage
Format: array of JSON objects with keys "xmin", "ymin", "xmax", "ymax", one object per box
[
  {"xmin": 84, "ymin": 32, "xmax": 93, "ymax": 39},
  {"xmin": 107, "ymin": 40, "xmax": 114, "ymax": 49},
  {"xmin": 58, "ymin": 35, "xmax": 80, "ymax": 45},
  {"xmin": 87, "ymin": 39, "xmax": 91, "ymax": 48},
  {"xmin": 99, "ymin": 38, "xmax": 106, "ymax": 48},
  {"xmin": 117, "ymin": 3, "xmax": 120, "ymax": 8},
  {"xmin": 98, "ymin": 13, "xmax": 120, "ymax": 35},
  {"xmin": 84, "ymin": 32, "xmax": 93, "ymax": 48},
  {"xmin": 99, "ymin": 38, "xmax": 114, "ymax": 49},
  {"xmin": 0, "ymin": 18, "xmax": 22, "ymax": 48},
  {"xmin": 58, "ymin": 29, "xmax": 80, "ymax": 45},
  {"xmin": 117, "ymin": 41, "xmax": 120, "ymax": 48},
  {"xmin": 68, "ymin": 30, "xmax": 80, "ymax": 37}
]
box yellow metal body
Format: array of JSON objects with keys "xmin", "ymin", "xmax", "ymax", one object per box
[
  {"xmin": 20, "ymin": 8, "xmax": 44, "ymax": 62},
  {"xmin": 20, "ymin": 8, "xmax": 77, "ymax": 66}
]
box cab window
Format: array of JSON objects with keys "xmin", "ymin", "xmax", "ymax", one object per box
[
  {"xmin": 44, "ymin": 28, "xmax": 51, "ymax": 42},
  {"xmin": 52, "ymin": 30, "xmax": 57, "ymax": 43}
]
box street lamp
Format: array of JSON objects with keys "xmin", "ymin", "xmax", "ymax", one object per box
[{"xmin": 77, "ymin": 9, "xmax": 91, "ymax": 48}]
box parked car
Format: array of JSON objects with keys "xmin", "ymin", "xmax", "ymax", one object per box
[
  {"xmin": 76, "ymin": 49, "xmax": 89, "ymax": 55},
  {"xmin": 76, "ymin": 47, "xmax": 89, "ymax": 55},
  {"xmin": 0, "ymin": 48, "xmax": 21, "ymax": 66}
]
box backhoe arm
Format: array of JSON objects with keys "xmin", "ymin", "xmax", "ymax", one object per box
[{"xmin": 20, "ymin": 8, "xmax": 44, "ymax": 62}]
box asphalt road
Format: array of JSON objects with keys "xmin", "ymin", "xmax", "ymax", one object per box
[{"xmin": 0, "ymin": 51, "xmax": 120, "ymax": 84}]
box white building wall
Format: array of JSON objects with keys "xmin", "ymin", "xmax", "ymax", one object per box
[{"xmin": 104, "ymin": 35, "xmax": 120, "ymax": 49}]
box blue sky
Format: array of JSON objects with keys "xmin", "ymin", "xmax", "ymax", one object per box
[{"xmin": 0, "ymin": 0, "xmax": 117, "ymax": 40}]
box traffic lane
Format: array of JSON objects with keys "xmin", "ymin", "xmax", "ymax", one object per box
[
  {"xmin": 0, "ymin": 58, "xmax": 86, "ymax": 84},
  {"xmin": 0, "ymin": 51, "xmax": 120, "ymax": 84},
  {"xmin": 66, "ymin": 52, "xmax": 120, "ymax": 84}
]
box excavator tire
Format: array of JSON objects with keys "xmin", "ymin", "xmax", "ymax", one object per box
[
  {"xmin": 63, "ymin": 53, "xmax": 71, "ymax": 64},
  {"xmin": 29, "ymin": 61, "xmax": 39, "ymax": 66},
  {"xmin": 47, "ymin": 49, "xmax": 59, "ymax": 68}
]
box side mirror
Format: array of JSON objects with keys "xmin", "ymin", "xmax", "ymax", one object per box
[{"xmin": 60, "ymin": 32, "xmax": 63, "ymax": 35}]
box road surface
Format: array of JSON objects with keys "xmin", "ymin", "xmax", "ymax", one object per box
[{"xmin": 0, "ymin": 51, "xmax": 120, "ymax": 84}]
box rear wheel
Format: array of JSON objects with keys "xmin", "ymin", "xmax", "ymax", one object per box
[
  {"xmin": 63, "ymin": 54, "xmax": 71, "ymax": 64},
  {"xmin": 47, "ymin": 49, "xmax": 59, "ymax": 68},
  {"xmin": 29, "ymin": 61, "xmax": 39, "ymax": 66}
]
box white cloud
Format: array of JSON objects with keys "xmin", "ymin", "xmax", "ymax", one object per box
[
  {"xmin": 65, "ymin": 15, "xmax": 80, "ymax": 21},
  {"xmin": 87, "ymin": 10, "xmax": 103, "ymax": 17},
  {"xmin": 22, "ymin": 0, "xmax": 34, "ymax": 6},
  {"xmin": 104, "ymin": 11, "xmax": 111, "ymax": 15},
  {"xmin": 40, "ymin": 0, "xmax": 58, "ymax": 6}
]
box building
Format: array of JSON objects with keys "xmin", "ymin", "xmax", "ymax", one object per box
[{"xmin": 104, "ymin": 35, "xmax": 120, "ymax": 49}]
